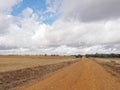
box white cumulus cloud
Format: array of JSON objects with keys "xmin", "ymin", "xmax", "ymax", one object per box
[{"xmin": 0, "ymin": 0, "xmax": 120, "ymax": 55}]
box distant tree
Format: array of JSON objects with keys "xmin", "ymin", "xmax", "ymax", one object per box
[
  {"xmin": 44, "ymin": 54, "xmax": 47, "ymax": 56},
  {"xmin": 75, "ymin": 54, "xmax": 82, "ymax": 58}
]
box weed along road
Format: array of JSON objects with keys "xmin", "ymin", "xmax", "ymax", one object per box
[{"xmin": 19, "ymin": 57, "xmax": 120, "ymax": 90}]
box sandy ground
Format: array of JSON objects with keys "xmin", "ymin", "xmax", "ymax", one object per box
[{"xmin": 18, "ymin": 57, "xmax": 120, "ymax": 90}]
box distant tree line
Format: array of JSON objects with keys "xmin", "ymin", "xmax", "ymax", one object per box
[
  {"xmin": 44, "ymin": 54, "xmax": 59, "ymax": 56},
  {"xmin": 85, "ymin": 53, "xmax": 120, "ymax": 58},
  {"xmin": 51, "ymin": 54, "xmax": 59, "ymax": 56},
  {"xmin": 74, "ymin": 54, "xmax": 83, "ymax": 58}
]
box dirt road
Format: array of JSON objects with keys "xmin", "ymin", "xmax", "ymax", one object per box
[{"xmin": 18, "ymin": 57, "xmax": 120, "ymax": 90}]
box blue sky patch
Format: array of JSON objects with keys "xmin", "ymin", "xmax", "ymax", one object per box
[{"xmin": 11, "ymin": 0, "xmax": 60, "ymax": 24}]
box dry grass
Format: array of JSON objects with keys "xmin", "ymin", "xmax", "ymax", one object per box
[
  {"xmin": 0, "ymin": 56, "xmax": 79, "ymax": 90},
  {"xmin": 93, "ymin": 58, "xmax": 120, "ymax": 64},
  {"xmin": 93, "ymin": 58, "xmax": 120, "ymax": 78},
  {"xmin": 0, "ymin": 56, "xmax": 77, "ymax": 72}
]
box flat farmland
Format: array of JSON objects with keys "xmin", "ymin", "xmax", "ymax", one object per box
[
  {"xmin": 18, "ymin": 57, "xmax": 120, "ymax": 90},
  {"xmin": 1, "ymin": 56, "xmax": 120, "ymax": 90},
  {"xmin": 0, "ymin": 56, "xmax": 77, "ymax": 73},
  {"xmin": 0, "ymin": 56, "xmax": 79, "ymax": 90}
]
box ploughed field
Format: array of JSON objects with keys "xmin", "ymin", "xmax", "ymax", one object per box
[{"xmin": 0, "ymin": 56, "xmax": 79, "ymax": 90}]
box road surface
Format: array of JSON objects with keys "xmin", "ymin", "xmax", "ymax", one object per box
[{"xmin": 18, "ymin": 57, "xmax": 120, "ymax": 90}]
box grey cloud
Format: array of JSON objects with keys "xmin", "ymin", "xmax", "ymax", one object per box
[
  {"xmin": 0, "ymin": 44, "xmax": 120, "ymax": 55},
  {"xmin": 0, "ymin": 14, "xmax": 10, "ymax": 34},
  {"xmin": 61, "ymin": 0, "xmax": 120, "ymax": 22},
  {"xmin": 0, "ymin": 0, "xmax": 22, "ymax": 13},
  {"xmin": 0, "ymin": 45, "xmax": 17, "ymax": 50}
]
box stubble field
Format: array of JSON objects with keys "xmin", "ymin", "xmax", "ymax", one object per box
[
  {"xmin": 0, "ymin": 55, "xmax": 77, "ymax": 72},
  {"xmin": 0, "ymin": 55, "xmax": 79, "ymax": 90}
]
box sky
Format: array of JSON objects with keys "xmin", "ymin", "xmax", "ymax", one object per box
[{"xmin": 0, "ymin": 0, "xmax": 120, "ymax": 55}]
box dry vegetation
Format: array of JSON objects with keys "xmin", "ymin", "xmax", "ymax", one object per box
[
  {"xmin": 18, "ymin": 57, "xmax": 120, "ymax": 90},
  {"xmin": 0, "ymin": 56, "xmax": 79, "ymax": 90},
  {"xmin": 0, "ymin": 56, "xmax": 77, "ymax": 72},
  {"xmin": 93, "ymin": 58, "xmax": 120, "ymax": 78}
]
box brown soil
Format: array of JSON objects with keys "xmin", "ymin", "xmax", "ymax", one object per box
[
  {"xmin": 19, "ymin": 57, "xmax": 120, "ymax": 90},
  {"xmin": 94, "ymin": 58, "xmax": 120, "ymax": 79},
  {"xmin": 0, "ymin": 60, "xmax": 77, "ymax": 90}
]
